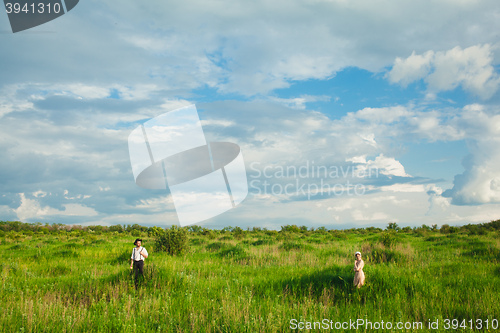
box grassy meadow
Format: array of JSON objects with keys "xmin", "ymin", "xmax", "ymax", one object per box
[{"xmin": 0, "ymin": 221, "xmax": 499, "ymax": 332}]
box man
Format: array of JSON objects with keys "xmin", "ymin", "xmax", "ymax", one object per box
[{"xmin": 130, "ymin": 238, "xmax": 148, "ymax": 288}]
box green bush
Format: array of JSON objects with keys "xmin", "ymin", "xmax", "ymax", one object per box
[
  {"xmin": 148, "ymin": 226, "xmax": 164, "ymax": 237},
  {"xmin": 232, "ymin": 226, "xmax": 245, "ymax": 239},
  {"xmin": 252, "ymin": 238, "xmax": 275, "ymax": 246},
  {"xmin": 154, "ymin": 225, "xmax": 189, "ymax": 255},
  {"xmin": 218, "ymin": 245, "xmax": 248, "ymax": 259},
  {"xmin": 379, "ymin": 231, "xmax": 397, "ymax": 248},
  {"xmin": 368, "ymin": 248, "xmax": 403, "ymax": 264},
  {"xmin": 202, "ymin": 228, "xmax": 217, "ymax": 239},
  {"xmin": 206, "ymin": 241, "xmax": 229, "ymax": 252}
]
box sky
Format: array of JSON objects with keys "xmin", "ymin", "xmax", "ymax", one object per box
[{"xmin": 1, "ymin": 0, "xmax": 500, "ymax": 230}]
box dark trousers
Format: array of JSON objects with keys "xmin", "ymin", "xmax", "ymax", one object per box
[{"xmin": 133, "ymin": 260, "xmax": 144, "ymax": 288}]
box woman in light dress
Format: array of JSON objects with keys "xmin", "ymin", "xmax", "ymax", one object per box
[{"xmin": 353, "ymin": 251, "xmax": 365, "ymax": 288}]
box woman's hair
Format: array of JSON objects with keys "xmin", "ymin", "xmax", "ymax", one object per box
[{"xmin": 355, "ymin": 251, "xmax": 361, "ymax": 257}]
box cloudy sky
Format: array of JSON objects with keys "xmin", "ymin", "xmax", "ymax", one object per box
[{"xmin": 1, "ymin": 0, "xmax": 500, "ymax": 229}]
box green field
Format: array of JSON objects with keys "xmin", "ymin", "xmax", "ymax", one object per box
[{"xmin": 1, "ymin": 221, "xmax": 499, "ymax": 332}]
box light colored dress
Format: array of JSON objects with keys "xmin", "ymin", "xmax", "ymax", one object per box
[{"xmin": 353, "ymin": 259, "xmax": 365, "ymax": 288}]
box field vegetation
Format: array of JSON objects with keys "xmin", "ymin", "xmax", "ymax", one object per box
[{"xmin": 0, "ymin": 220, "xmax": 499, "ymax": 332}]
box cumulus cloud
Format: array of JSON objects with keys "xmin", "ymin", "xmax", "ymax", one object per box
[
  {"xmin": 15, "ymin": 193, "xmax": 98, "ymax": 221},
  {"xmin": 386, "ymin": 51, "xmax": 434, "ymax": 87},
  {"xmin": 426, "ymin": 185, "xmax": 450, "ymax": 214},
  {"xmin": 443, "ymin": 104, "xmax": 500, "ymax": 204},
  {"xmin": 387, "ymin": 44, "xmax": 500, "ymax": 99},
  {"xmin": 349, "ymin": 154, "xmax": 411, "ymax": 178},
  {"xmin": 2, "ymin": 0, "xmax": 500, "ymax": 227},
  {"xmin": 355, "ymin": 105, "xmax": 413, "ymax": 124},
  {"xmin": 2, "ymin": 0, "xmax": 500, "ymax": 96}
]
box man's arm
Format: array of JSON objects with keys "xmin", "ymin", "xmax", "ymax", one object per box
[
  {"xmin": 139, "ymin": 247, "xmax": 148, "ymax": 259},
  {"xmin": 130, "ymin": 249, "xmax": 134, "ymax": 269}
]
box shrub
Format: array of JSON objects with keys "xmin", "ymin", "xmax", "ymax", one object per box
[
  {"xmin": 279, "ymin": 241, "xmax": 313, "ymax": 251},
  {"xmin": 154, "ymin": 225, "xmax": 189, "ymax": 255},
  {"xmin": 148, "ymin": 226, "xmax": 164, "ymax": 237},
  {"xmin": 264, "ymin": 229, "xmax": 278, "ymax": 236},
  {"xmin": 206, "ymin": 242, "xmax": 228, "ymax": 252},
  {"xmin": 190, "ymin": 237, "xmax": 206, "ymax": 245},
  {"xmin": 252, "ymin": 239, "xmax": 275, "ymax": 246},
  {"xmin": 379, "ymin": 232, "xmax": 397, "ymax": 248},
  {"xmin": 202, "ymin": 228, "xmax": 217, "ymax": 239},
  {"xmin": 232, "ymin": 226, "xmax": 245, "ymax": 239},
  {"xmin": 369, "ymin": 248, "xmax": 403, "ymax": 263},
  {"xmin": 218, "ymin": 245, "xmax": 248, "ymax": 259}
]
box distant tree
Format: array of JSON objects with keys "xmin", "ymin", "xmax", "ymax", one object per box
[
  {"xmin": 401, "ymin": 226, "xmax": 412, "ymax": 233},
  {"xmin": 386, "ymin": 222, "xmax": 400, "ymax": 231},
  {"xmin": 440, "ymin": 224, "xmax": 451, "ymax": 234},
  {"xmin": 251, "ymin": 227, "xmax": 262, "ymax": 233},
  {"xmin": 232, "ymin": 226, "xmax": 244, "ymax": 239},
  {"xmin": 109, "ymin": 225, "xmax": 124, "ymax": 233},
  {"xmin": 187, "ymin": 225, "xmax": 203, "ymax": 233},
  {"xmin": 221, "ymin": 226, "xmax": 234, "ymax": 233},
  {"xmin": 316, "ymin": 226, "xmax": 327, "ymax": 234},
  {"xmin": 281, "ymin": 225, "xmax": 300, "ymax": 233}
]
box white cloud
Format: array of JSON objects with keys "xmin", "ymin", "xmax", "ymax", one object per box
[
  {"xmin": 2, "ymin": 0, "xmax": 499, "ymax": 97},
  {"xmin": 1, "ymin": 0, "xmax": 500, "ymax": 230},
  {"xmin": 353, "ymin": 154, "xmax": 411, "ymax": 178},
  {"xmin": 32, "ymin": 190, "xmax": 48, "ymax": 198},
  {"xmin": 15, "ymin": 194, "xmax": 98, "ymax": 221},
  {"xmin": 426, "ymin": 185, "xmax": 450, "ymax": 214},
  {"xmin": 356, "ymin": 106, "xmax": 412, "ymax": 124},
  {"xmin": 387, "ymin": 44, "xmax": 500, "ymax": 99},
  {"xmin": 381, "ymin": 184, "xmax": 425, "ymax": 193},
  {"xmin": 352, "ymin": 210, "xmax": 388, "ymax": 221},
  {"xmin": 268, "ymin": 95, "xmax": 331, "ymax": 110},
  {"xmin": 387, "ymin": 51, "xmax": 434, "ymax": 87},
  {"xmin": 435, "ymin": 104, "xmax": 500, "ymax": 205},
  {"xmin": 200, "ymin": 119, "xmax": 236, "ymax": 127}
]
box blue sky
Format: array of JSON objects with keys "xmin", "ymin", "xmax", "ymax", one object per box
[{"xmin": 1, "ymin": 0, "xmax": 500, "ymax": 229}]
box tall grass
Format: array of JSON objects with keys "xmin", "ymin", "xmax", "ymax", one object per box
[{"xmin": 0, "ymin": 229, "xmax": 499, "ymax": 332}]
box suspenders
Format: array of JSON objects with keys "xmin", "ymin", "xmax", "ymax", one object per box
[{"xmin": 133, "ymin": 247, "xmax": 143, "ymax": 261}]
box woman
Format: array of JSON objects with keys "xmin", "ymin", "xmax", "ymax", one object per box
[{"xmin": 353, "ymin": 251, "xmax": 365, "ymax": 288}]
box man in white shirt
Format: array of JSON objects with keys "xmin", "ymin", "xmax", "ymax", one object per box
[{"xmin": 130, "ymin": 238, "xmax": 148, "ymax": 288}]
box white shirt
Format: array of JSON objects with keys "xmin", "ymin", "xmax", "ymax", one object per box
[{"xmin": 131, "ymin": 246, "xmax": 148, "ymax": 261}]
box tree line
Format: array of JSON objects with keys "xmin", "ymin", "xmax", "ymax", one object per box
[{"xmin": 1, "ymin": 219, "xmax": 499, "ymax": 237}]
